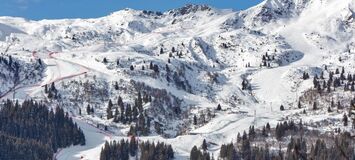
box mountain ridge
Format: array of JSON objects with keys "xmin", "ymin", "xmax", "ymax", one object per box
[{"xmin": 0, "ymin": 0, "xmax": 354, "ymax": 159}]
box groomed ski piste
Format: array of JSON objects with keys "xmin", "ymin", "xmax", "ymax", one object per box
[{"xmin": 0, "ymin": 0, "xmax": 354, "ymax": 159}]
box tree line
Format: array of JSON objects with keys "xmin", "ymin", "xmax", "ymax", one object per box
[
  {"xmin": 100, "ymin": 136, "xmax": 174, "ymax": 160},
  {"xmin": 217, "ymin": 131, "xmax": 354, "ymax": 160},
  {"xmin": 190, "ymin": 121, "xmax": 354, "ymax": 160},
  {"xmin": 0, "ymin": 99, "xmax": 85, "ymax": 160}
]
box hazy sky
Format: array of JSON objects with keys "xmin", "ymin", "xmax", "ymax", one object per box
[{"xmin": 0, "ymin": 0, "xmax": 263, "ymax": 20}]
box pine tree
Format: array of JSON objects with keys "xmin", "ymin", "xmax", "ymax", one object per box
[
  {"xmin": 153, "ymin": 64, "xmax": 159, "ymax": 73},
  {"xmin": 47, "ymin": 90, "xmax": 53, "ymax": 98},
  {"xmin": 190, "ymin": 146, "xmax": 199, "ymax": 160},
  {"xmin": 44, "ymin": 84, "xmax": 48, "ymax": 93},
  {"xmin": 103, "ymin": 57, "xmax": 108, "ymax": 63},
  {"xmin": 126, "ymin": 105, "xmax": 132, "ymax": 123},
  {"xmin": 280, "ymin": 105, "xmax": 285, "ymax": 111},
  {"xmin": 129, "ymin": 136, "xmax": 137, "ymax": 156},
  {"xmin": 343, "ymin": 113, "xmax": 348, "ymax": 126},
  {"xmin": 248, "ymin": 126, "xmax": 256, "ymax": 140},
  {"xmin": 262, "ymin": 126, "xmax": 268, "ymax": 137},
  {"xmin": 241, "ymin": 131, "xmax": 251, "ymax": 159},
  {"xmin": 193, "ymin": 115, "xmax": 198, "ymax": 125},
  {"xmin": 149, "ymin": 62, "xmax": 153, "ymax": 69},
  {"xmin": 216, "ymin": 104, "xmax": 222, "ymax": 111},
  {"xmin": 114, "ymin": 108, "xmax": 119, "ymax": 122},
  {"xmin": 313, "ymin": 76, "xmax": 319, "ymax": 88},
  {"xmin": 202, "ymin": 139, "xmax": 208, "ymax": 151},
  {"xmin": 137, "ymin": 92, "xmax": 143, "ymax": 112},
  {"xmin": 298, "ymin": 101, "xmax": 302, "ymax": 109},
  {"xmin": 242, "ymin": 79, "xmax": 248, "ymax": 90},
  {"xmin": 106, "ymin": 100, "xmax": 113, "ymax": 119},
  {"xmin": 132, "ymin": 105, "xmax": 138, "ymax": 122},
  {"xmin": 87, "ymin": 104, "xmax": 91, "ymax": 115},
  {"xmin": 114, "ymin": 81, "xmax": 119, "ymax": 90}
]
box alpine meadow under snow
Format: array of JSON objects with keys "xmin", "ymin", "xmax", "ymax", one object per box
[{"xmin": 0, "ymin": 0, "xmax": 354, "ymax": 159}]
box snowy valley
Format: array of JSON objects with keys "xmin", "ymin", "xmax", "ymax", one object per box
[{"xmin": 0, "ymin": 0, "xmax": 354, "ymax": 159}]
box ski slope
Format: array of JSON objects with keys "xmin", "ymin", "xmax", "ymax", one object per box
[
  {"xmin": 252, "ymin": 0, "xmax": 352, "ymax": 106},
  {"xmin": 0, "ymin": 0, "xmax": 354, "ymax": 159}
]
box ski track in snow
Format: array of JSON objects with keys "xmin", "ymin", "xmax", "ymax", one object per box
[{"xmin": 0, "ymin": 0, "xmax": 354, "ymax": 159}]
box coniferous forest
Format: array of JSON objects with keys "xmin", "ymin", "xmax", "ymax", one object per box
[
  {"xmin": 190, "ymin": 121, "xmax": 355, "ymax": 160},
  {"xmin": 0, "ymin": 100, "xmax": 85, "ymax": 160},
  {"xmin": 1, "ymin": 0, "xmax": 355, "ymax": 159},
  {"xmin": 100, "ymin": 136, "xmax": 174, "ymax": 160}
]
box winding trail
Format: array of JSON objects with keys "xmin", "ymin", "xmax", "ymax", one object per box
[{"xmin": 0, "ymin": 51, "xmax": 89, "ymax": 100}]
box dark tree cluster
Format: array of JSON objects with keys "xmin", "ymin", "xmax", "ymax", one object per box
[
  {"xmin": 192, "ymin": 108, "xmax": 216, "ymax": 126},
  {"xmin": 142, "ymin": 10, "xmax": 163, "ymax": 16},
  {"xmin": 218, "ymin": 125, "xmax": 354, "ymax": 160},
  {"xmin": 0, "ymin": 55, "xmax": 20, "ymax": 84},
  {"xmin": 149, "ymin": 62, "xmax": 159, "ymax": 73},
  {"xmin": 261, "ymin": 53, "xmax": 275, "ymax": 68},
  {"xmin": 190, "ymin": 140, "xmax": 213, "ymax": 160},
  {"xmin": 172, "ymin": 70, "xmax": 192, "ymax": 92},
  {"xmin": 0, "ymin": 132, "xmax": 52, "ymax": 160},
  {"xmin": 100, "ymin": 136, "xmax": 174, "ymax": 160},
  {"xmin": 128, "ymin": 81, "xmax": 184, "ymax": 136},
  {"xmin": 163, "ymin": 45, "xmax": 184, "ymax": 58},
  {"xmin": 299, "ymin": 67, "xmax": 355, "ymax": 126},
  {"xmin": 311, "ymin": 67, "xmax": 354, "ymax": 93},
  {"xmin": 0, "ymin": 55, "xmax": 44, "ymax": 94},
  {"xmin": 285, "ymin": 137, "xmax": 307, "ymax": 160},
  {"xmin": 220, "ymin": 143, "xmax": 239, "ymax": 160},
  {"xmin": 44, "ymin": 82, "xmax": 59, "ymax": 99},
  {"xmin": 220, "ymin": 130, "xmax": 272, "ymax": 160},
  {"xmin": 286, "ymin": 132, "xmax": 354, "ymax": 160},
  {"xmin": 261, "ymin": 123, "xmax": 271, "ymax": 137},
  {"xmin": 242, "ymin": 79, "xmax": 251, "ymax": 90},
  {"xmin": 280, "ymin": 105, "xmax": 285, "ymax": 111},
  {"xmin": 190, "ymin": 145, "xmax": 213, "ymax": 160},
  {"xmin": 275, "ymin": 120, "xmax": 301, "ymax": 141},
  {"xmin": 302, "ymin": 72, "xmax": 310, "ymax": 80},
  {"xmin": 133, "ymin": 81, "xmax": 183, "ymax": 118},
  {"xmin": 86, "ymin": 104, "xmax": 95, "ymax": 115},
  {"xmin": 108, "ymin": 94, "xmax": 151, "ymax": 136},
  {"xmin": 0, "ymin": 100, "xmax": 85, "ymax": 159},
  {"xmin": 103, "ymin": 57, "xmax": 108, "ymax": 63}
]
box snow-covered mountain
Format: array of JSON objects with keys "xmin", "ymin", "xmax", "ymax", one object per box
[{"xmin": 0, "ymin": 0, "xmax": 354, "ymax": 159}]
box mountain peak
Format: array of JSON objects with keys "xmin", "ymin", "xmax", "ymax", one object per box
[{"xmin": 167, "ymin": 4, "xmax": 213, "ymax": 16}]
